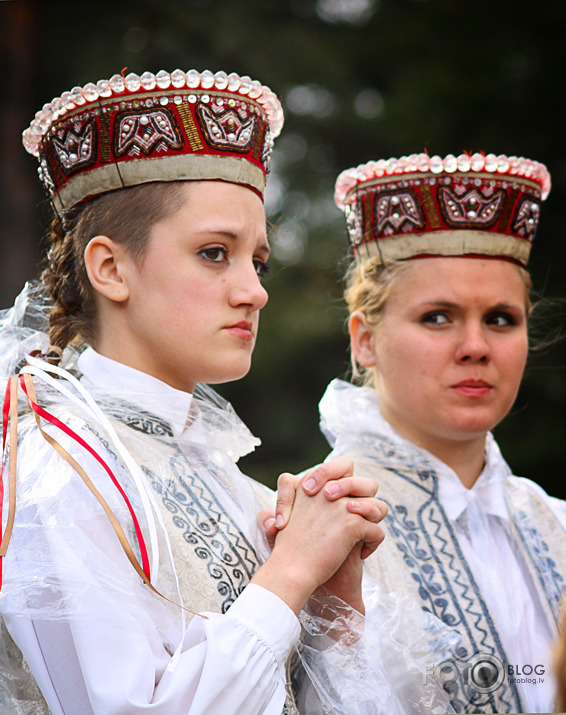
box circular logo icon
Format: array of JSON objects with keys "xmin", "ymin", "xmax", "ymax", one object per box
[{"xmin": 467, "ymin": 654, "xmax": 505, "ymax": 694}]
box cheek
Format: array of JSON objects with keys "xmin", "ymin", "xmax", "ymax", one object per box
[
  {"xmin": 503, "ymin": 338, "xmax": 528, "ymax": 384},
  {"xmin": 169, "ymin": 272, "xmax": 220, "ymax": 307},
  {"xmin": 379, "ymin": 338, "xmax": 440, "ymax": 387}
]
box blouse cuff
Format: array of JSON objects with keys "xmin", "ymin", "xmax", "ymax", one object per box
[{"xmin": 226, "ymin": 583, "xmax": 301, "ymax": 666}]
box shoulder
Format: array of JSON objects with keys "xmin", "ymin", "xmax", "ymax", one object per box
[
  {"xmin": 15, "ymin": 404, "xmax": 132, "ymax": 513},
  {"xmin": 509, "ymin": 475, "xmax": 566, "ymax": 529}
]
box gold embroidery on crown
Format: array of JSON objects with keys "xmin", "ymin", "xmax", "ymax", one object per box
[{"xmin": 176, "ymin": 101, "xmax": 204, "ymax": 152}]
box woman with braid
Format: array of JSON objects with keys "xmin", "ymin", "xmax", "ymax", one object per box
[{"xmin": 0, "ymin": 69, "xmax": 390, "ymax": 715}]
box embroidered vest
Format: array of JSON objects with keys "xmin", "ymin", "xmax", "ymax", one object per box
[
  {"xmin": 112, "ymin": 414, "xmax": 300, "ymax": 714},
  {"xmin": 359, "ymin": 456, "xmax": 566, "ymax": 714}
]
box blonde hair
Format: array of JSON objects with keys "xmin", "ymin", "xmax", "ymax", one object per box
[{"xmin": 343, "ymin": 254, "xmax": 533, "ymax": 388}]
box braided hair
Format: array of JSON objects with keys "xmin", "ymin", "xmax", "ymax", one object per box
[{"xmin": 41, "ymin": 181, "xmax": 186, "ymax": 350}]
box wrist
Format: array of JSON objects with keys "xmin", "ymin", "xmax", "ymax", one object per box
[{"xmin": 251, "ymin": 551, "xmax": 318, "ymax": 615}]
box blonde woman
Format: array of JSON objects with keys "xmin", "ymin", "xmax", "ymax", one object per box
[{"xmin": 320, "ymin": 153, "xmax": 566, "ymax": 714}]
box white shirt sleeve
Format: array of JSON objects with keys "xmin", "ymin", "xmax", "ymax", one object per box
[{"xmin": 5, "ymin": 585, "xmax": 299, "ymax": 715}]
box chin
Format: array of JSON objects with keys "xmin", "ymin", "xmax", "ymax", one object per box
[
  {"xmin": 447, "ymin": 418, "xmax": 501, "ymax": 441},
  {"xmin": 206, "ymin": 364, "xmax": 252, "ymax": 386},
  {"xmin": 453, "ymin": 400, "xmax": 512, "ymax": 427}
]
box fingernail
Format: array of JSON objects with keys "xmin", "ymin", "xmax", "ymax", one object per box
[
  {"xmin": 349, "ymin": 500, "xmax": 361, "ymax": 510},
  {"xmin": 275, "ymin": 514, "xmax": 285, "ymax": 528},
  {"xmin": 323, "ymin": 484, "xmax": 339, "ymax": 497},
  {"xmin": 264, "ymin": 517, "xmax": 275, "ymax": 531},
  {"xmin": 303, "ymin": 478, "xmax": 316, "ymax": 493}
]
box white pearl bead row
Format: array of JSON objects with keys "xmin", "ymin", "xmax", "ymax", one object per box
[
  {"xmin": 335, "ymin": 152, "xmax": 551, "ymax": 205},
  {"xmin": 23, "ymin": 69, "xmax": 284, "ymax": 156}
]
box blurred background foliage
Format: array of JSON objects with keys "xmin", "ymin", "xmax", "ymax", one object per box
[{"xmin": 2, "ymin": 0, "xmax": 566, "ymax": 494}]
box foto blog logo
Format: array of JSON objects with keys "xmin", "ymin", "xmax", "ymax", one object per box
[{"xmin": 424, "ymin": 654, "xmax": 546, "ymax": 694}]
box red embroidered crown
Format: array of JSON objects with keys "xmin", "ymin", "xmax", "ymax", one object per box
[
  {"xmin": 334, "ymin": 152, "xmax": 551, "ymax": 266},
  {"xmin": 23, "ymin": 69, "xmax": 284, "ymax": 211}
]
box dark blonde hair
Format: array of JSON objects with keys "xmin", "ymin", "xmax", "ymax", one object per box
[
  {"xmin": 41, "ymin": 181, "xmax": 187, "ymax": 350},
  {"xmin": 344, "ymin": 254, "xmax": 533, "ymax": 388}
]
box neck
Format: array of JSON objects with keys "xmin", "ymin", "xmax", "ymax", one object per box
[
  {"xmin": 381, "ymin": 407, "xmax": 487, "ymax": 488},
  {"xmin": 412, "ymin": 433, "xmax": 486, "ymax": 488},
  {"xmin": 93, "ymin": 323, "xmax": 196, "ymax": 394}
]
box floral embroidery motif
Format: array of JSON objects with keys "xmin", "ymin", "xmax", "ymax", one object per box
[
  {"xmin": 52, "ymin": 119, "xmax": 97, "ymax": 174},
  {"xmin": 115, "ymin": 108, "xmax": 184, "ymax": 156},
  {"xmin": 439, "ymin": 185, "xmax": 505, "ymax": 228},
  {"xmin": 197, "ymin": 103, "xmax": 258, "ymax": 153},
  {"xmin": 151, "ymin": 451, "xmax": 260, "ymax": 612},
  {"xmin": 511, "ymin": 196, "xmax": 540, "ymax": 241},
  {"xmin": 374, "ymin": 189, "xmax": 426, "ymax": 236},
  {"xmin": 514, "ymin": 510, "xmax": 564, "ymax": 609},
  {"xmin": 100, "ymin": 410, "xmax": 261, "ymax": 612},
  {"xmin": 380, "ymin": 472, "xmax": 520, "ymax": 713}
]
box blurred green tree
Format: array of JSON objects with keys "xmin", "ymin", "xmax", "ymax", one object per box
[{"xmin": 2, "ymin": 0, "xmax": 566, "ymax": 494}]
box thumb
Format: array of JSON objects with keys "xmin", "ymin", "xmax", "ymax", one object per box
[{"xmin": 258, "ymin": 509, "xmax": 277, "ymax": 550}]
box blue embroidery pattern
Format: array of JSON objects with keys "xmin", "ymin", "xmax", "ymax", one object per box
[
  {"xmin": 94, "ymin": 411, "xmax": 262, "ymax": 614},
  {"xmin": 342, "ymin": 434, "xmax": 522, "ymax": 713},
  {"xmin": 149, "ymin": 448, "xmax": 261, "ymax": 612},
  {"xmin": 324, "ymin": 382, "xmax": 565, "ymax": 713},
  {"xmin": 379, "ymin": 469, "xmax": 521, "ymax": 713},
  {"xmin": 514, "ymin": 509, "xmax": 565, "ymax": 614}
]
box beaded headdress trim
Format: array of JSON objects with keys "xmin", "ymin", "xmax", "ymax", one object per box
[
  {"xmin": 334, "ymin": 152, "xmax": 551, "ymax": 266},
  {"xmin": 23, "ymin": 69, "xmax": 284, "ymax": 210}
]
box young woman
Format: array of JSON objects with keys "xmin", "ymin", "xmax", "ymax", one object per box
[
  {"xmin": 0, "ymin": 68, "xmax": 388, "ymax": 715},
  {"xmin": 321, "ymin": 152, "xmax": 566, "ymax": 714}
]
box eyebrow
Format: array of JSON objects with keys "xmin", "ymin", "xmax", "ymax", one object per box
[
  {"xmin": 194, "ymin": 228, "xmax": 270, "ymax": 258},
  {"xmin": 419, "ymin": 300, "xmax": 522, "ymax": 311}
]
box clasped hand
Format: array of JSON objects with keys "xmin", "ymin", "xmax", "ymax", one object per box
[{"xmin": 256, "ymin": 456, "xmax": 388, "ymax": 615}]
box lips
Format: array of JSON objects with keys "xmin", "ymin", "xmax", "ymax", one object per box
[
  {"xmin": 225, "ymin": 321, "xmax": 254, "ymax": 340},
  {"xmin": 451, "ymin": 379, "xmax": 493, "ymax": 397}
]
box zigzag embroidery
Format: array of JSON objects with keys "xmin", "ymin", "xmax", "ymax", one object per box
[
  {"xmin": 151, "ymin": 450, "xmax": 260, "ymax": 611},
  {"xmin": 425, "ymin": 504, "xmax": 512, "ymax": 712},
  {"xmin": 89, "ymin": 411, "xmax": 261, "ymax": 612},
  {"xmin": 383, "ymin": 465, "xmax": 521, "ymax": 713}
]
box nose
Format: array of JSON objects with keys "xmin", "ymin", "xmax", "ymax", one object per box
[
  {"xmin": 228, "ymin": 263, "xmax": 268, "ymax": 311},
  {"xmin": 454, "ymin": 322, "xmax": 490, "ymax": 363}
]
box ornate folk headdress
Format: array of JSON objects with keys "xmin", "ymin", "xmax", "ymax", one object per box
[
  {"xmin": 23, "ymin": 69, "xmax": 284, "ymax": 211},
  {"xmin": 334, "ymin": 152, "xmax": 551, "ymax": 266}
]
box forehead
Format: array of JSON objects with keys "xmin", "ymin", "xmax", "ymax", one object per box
[
  {"xmin": 181, "ymin": 180, "xmax": 265, "ymax": 218},
  {"xmin": 387, "ymin": 257, "xmax": 528, "ymax": 307},
  {"xmin": 151, "ymin": 180, "xmax": 267, "ymax": 237}
]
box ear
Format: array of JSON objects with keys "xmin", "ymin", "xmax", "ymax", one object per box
[
  {"xmin": 84, "ymin": 236, "xmax": 131, "ymax": 303},
  {"xmin": 349, "ymin": 311, "xmax": 377, "ymax": 368}
]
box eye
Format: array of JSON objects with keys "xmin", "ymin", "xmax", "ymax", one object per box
[
  {"xmin": 421, "ymin": 311, "xmax": 450, "ymax": 326},
  {"xmin": 486, "ymin": 312, "xmax": 517, "ymax": 328},
  {"xmin": 254, "ymin": 260, "xmax": 270, "ymax": 278},
  {"xmin": 199, "ymin": 246, "xmax": 228, "ymax": 263}
]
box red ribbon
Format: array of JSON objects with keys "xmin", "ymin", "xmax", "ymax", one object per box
[{"xmin": 17, "ymin": 374, "xmax": 151, "ymax": 580}]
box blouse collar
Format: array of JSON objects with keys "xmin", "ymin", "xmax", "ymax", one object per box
[{"xmin": 77, "ymin": 346, "xmax": 193, "ymax": 440}]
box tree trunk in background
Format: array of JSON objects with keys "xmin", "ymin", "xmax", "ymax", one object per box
[{"xmin": 0, "ymin": 0, "xmax": 41, "ymax": 308}]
